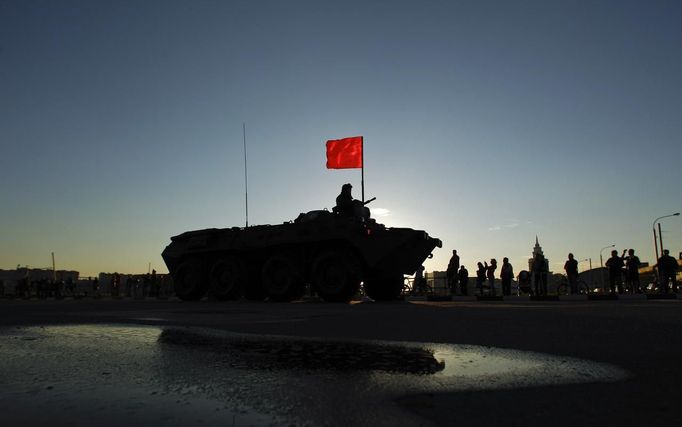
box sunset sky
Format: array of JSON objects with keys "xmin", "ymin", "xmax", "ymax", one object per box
[{"xmin": 1, "ymin": 0, "xmax": 681, "ymax": 277}]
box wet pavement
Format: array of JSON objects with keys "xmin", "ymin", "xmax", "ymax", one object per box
[
  {"xmin": 0, "ymin": 298, "xmax": 681, "ymax": 426},
  {"xmin": 1, "ymin": 324, "xmax": 628, "ymax": 426}
]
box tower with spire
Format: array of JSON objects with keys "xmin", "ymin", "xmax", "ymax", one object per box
[{"xmin": 528, "ymin": 236, "xmax": 549, "ymax": 272}]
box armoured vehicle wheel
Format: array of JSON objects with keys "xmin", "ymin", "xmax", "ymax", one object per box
[
  {"xmin": 262, "ymin": 255, "xmax": 305, "ymax": 302},
  {"xmin": 208, "ymin": 257, "xmax": 244, "ymax": 300},
  {"xmin": 174, "ymin": 260, "xmax": 208, "ymax": 301},
  {"xmin": 242, "ymin": 285, "xmax": 267, "ymax": 301},
  {"xmin": 363, "ymin": 273, "xmax": 404, "ymax": 301},
  {"xmin": 312, "ymin": 251, "xmax": 361, "ymax": 302},
  {"xmin": 242, "ymin": 262, "xmax": 267, "ymax": 301}
]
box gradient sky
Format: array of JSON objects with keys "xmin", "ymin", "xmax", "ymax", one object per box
[{"xmin": 1, "ymin": 0, "xmax": 681, "ymax": 277}]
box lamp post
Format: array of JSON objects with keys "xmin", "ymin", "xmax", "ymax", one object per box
[
  {"xmin": 600, "ymin": 245, "xmax": 615, "ymax": 293},
  {"xmin": 653, "ymin": 213, "xmax": 680, "ymax": 264}
]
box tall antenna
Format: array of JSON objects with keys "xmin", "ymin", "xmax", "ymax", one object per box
[
  {"xmin": 51, "ymin": 252, "xmax": 56, "ymax": 282},
  {"xmin": 243, "ymin": 122, "xmax": 249, "ymax": 228}
]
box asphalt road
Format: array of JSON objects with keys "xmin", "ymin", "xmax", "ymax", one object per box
[{"xmin": 1, "ymin": 298, "xmax": 680, "ymax": 426}]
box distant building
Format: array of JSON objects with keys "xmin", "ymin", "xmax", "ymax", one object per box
[
  {"xmin": 526, "ymin": 237, "xmax": 556, "ymax": 292},
  {"xmin": 528, "ymin": 236, "xmax": 550, "ymax": 272},
  {"xmin": 425, "ymin": 271, "xmax": 448, "ymax": 294},
  {"xmin": 0, "ymin": 268, "xmax": 79, "ymax": 284}
]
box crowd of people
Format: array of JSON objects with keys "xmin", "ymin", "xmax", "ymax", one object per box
[
  {"xmin": 105, "ymin": 270, "xmax": 165, "ymax": 298},
  {"xmin": 333, "ymin": 184, "xmax": 680, "ymax": 297},
  {"xmin": 603, "ymin": 248, "xmax": 679, "ymax": 294},
  {"xmin": 441, "ymin": 247, "xmax": 680, "ymax": 297},
  {"xmin": 1, "ymin": 270, "xmax": 169, "ymax": 299},
  {"xmin": 442, "ymin": 250, "xmax": 521, "ymax": 296}
]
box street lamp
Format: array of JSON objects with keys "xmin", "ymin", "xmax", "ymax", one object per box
[
  {"xmin": 600, "ymin": 244, "xmax": 615, "ymax": 293},
  {"xmin": 653, "ymin": 213, "xmax": 680, "ymax": 262}
]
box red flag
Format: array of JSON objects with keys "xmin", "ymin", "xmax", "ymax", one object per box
[{"xmin": 326, "ymin": 136, "xmax": 363, "ymax": 169}]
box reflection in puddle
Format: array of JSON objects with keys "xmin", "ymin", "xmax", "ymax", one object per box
[
  {"xmin": 158, "ymin": 328, "xmax": 445, "ymax": 374},
  {"xmin": 0, "ymin": 325, "xmax": 630, "ymax": 427},
  {"xmin": 157, "ymin": 327, "xmax": 629, "ymax": 390}
]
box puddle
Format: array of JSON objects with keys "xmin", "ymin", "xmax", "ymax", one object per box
[
  {"xmin": 0, "ymin": 325, "xmax": 630, "ymax": 426},
  {"xmin": 158, "ymin": 328, "xmax": 445, "ymax": 374}
]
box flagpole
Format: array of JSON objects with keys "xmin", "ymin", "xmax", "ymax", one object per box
[{"xmin": 361, "ymin": 136, "xmax": 364, "ymax": 203}]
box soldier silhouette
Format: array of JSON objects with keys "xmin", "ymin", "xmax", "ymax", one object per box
[
  {"xmin": 335, "ymin": 183, "xmax": 354, "ymax": 216},
  {"xmin": 334, "ymin": 183, "xmax": 369, "ymax": 219}
]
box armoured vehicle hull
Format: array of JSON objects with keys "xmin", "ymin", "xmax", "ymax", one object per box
[{"xmin": 162, "ymin": 210, "xmax": 441, "ymax": 302}]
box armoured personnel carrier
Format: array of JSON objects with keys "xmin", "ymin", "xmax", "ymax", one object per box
[{"xmin": 162, "ymin": 203, "xmax": 441, "ymax": 302}]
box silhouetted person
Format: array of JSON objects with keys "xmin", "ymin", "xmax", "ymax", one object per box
[
  {"xmin": 531, "ymin": 254, "xmax": 548, "ymax": 296},
  {"xmin": 151, "ymin": 269, "xmax": 158, "ymax": 297},
  {"xmin": 564, "ymin": 253, "xmax": 579, "ymax": 295},
  {"xmin": 36, "ymin": 279, "xmax": 46, "ymax": 299},
  {"xmin": 484, "ymin": 259, "xmax": 497, "ymax": 296},
  {"xmin": 65, "ymin": 277, "xmax": 75, "ymax": 297},
  {"xmin": 18, "ymin": 273, "xmax": 30, "ymax": 299},
  {"xmin": 414, "ymin": 265, "xmax": 427, "ymax": 295},
  {"xmin": 112, "ymin": 273, "xmax": 120, "ymax": 297},
  {"xmin": 92, "ymin": 277, "xmax": 100, "ymax": 297},
  {"xmin": 657, "ymin": 249, "xmax": 679, "ymax": 294},
  {"xmin": 55, "ymin": 279, "xmax": 65, "ymax": 298},
  {"xmin": 334, "ymin": 183, "xmax": 370, "ymax": 221},
  {"xmin": 476, "ymin": 262, "xmax": 486, "ymax": 295},
  {"xmin": 446, "ymin": 250, "xmax": 460, "ymax": 294},
  {"xmin": 125, "ymin": 276, "xmax": 133, "ymax": 297},
  {"xmin": 624, "ymin": 249, "xmax": 641, "ymax": 293},
  {"xmin": 605, "ymin": 250, "xmax": 624, "ymax": 294},
  {"xmin": 500, "ymin": 257, "xmax": 513, "ymax": 296},
  {"xmin": 458, "ymin": 265, "xmax": 469, "ymax": 296},
  {"xmin": 335, "ymin": 183, "xmax": 354, "ymax": 215},
  {"xmin": 161, "ymin": 274, "xmax": 170, "ymax": 297},
  {"xmin": 143, "ymin": 273, "xmax": 151, "ymax": 298}
]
